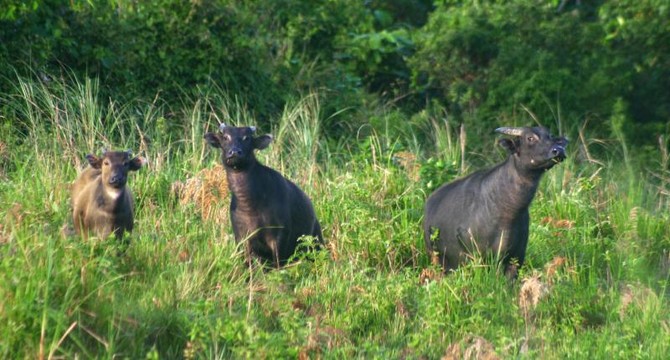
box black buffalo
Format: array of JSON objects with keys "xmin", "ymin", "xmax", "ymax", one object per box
[
  {"xmin": 204, "ymin": 124, "xmax": 323, "ymax": 267},
  {"xmin": 423, "ymin": 126, "xmax": 567, "ymax": 276}
]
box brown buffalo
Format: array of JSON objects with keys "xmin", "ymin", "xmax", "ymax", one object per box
[{"xmin": 71, "ymin": 150, "xmax": 145, "ymax": 241}]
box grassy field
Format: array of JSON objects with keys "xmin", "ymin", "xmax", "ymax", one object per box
[{"xmin": 1, "ymin": 76, "xmax": 669, "ymax": 359}]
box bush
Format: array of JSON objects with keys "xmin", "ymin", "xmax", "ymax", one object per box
[{"xmin": 409, "ymin": 0, "xmax": 669, "ymax": 143}]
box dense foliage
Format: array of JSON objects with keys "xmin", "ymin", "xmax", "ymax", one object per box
[
  {"xmin": 411, "ymin": 0, "xmax": 670, "ymax": 141},
  {"xmin": 1, "ymin": 0, "xmax": 668, "ymax": 142}
]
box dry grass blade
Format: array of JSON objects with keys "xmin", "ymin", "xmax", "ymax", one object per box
[
  {"xmin": 80, "ymin": 324, "xmax": 109, "ymax": 349},
  {"xmin": 0, "ymin": 140, "xmax": 8, "ymax": 178},
  {"xmin": 544, "ymin": 256, "xmax": 569, "ymax": 283},
  {"xmin": 47, "ymin": 322, "xmax": 78, "ymax": 360},
  {"xmin": 419, "ymin": 267, "xmax": 443, "ymax": 285}
]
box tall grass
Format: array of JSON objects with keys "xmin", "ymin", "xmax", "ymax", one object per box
[
  {"xmin": 0, "ymin": 75, "xmax": 668, "ymax": 358},
  {"xmin": 273, "ymin": 93, "xmax": 322, "ymax": 181}
]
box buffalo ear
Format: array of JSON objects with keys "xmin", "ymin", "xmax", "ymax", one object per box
[
  {"xmin": 204, "ymin": 133, "xmax": 221, "ymax": 148},
  {"xmin": 498, "ymin": 138, "xmax": 519, "ymax": 154},
  {"xmin": 86, "ymin": 154, "xmax": 102, "ymax": 169},
  {"xmin": 253, "ymin": 134, "xmax": 273, "ymax": 150},
  {"xmin": 128, "ymin": 156, "xmax": 146, "ymax": 171}
]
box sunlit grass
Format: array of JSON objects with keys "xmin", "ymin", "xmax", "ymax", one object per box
[{"xmin": 0, "ymin": 75, "xmax": 668, "ymax": 358}]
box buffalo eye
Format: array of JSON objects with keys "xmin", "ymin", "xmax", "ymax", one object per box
[
  {"xmin": 527, "ymin": 136, "xmax": 536, "ymax": 144},
  {"xmin": 222, "ymin": 134, "xmax": 232, "ymax": 142},
  {"xmin": 103, "ymin": 160, "xmax": 110, "ymax": 166}
]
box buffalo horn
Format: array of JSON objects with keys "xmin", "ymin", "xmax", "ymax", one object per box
[
  {"xmin": 495, "ymin": 127, "xmax": 524, "ymax": 137},
  {"xmin": 219, "ymin": 123, "xmax": 227, "ymax": 132},
  {"xmin": 250, "ymin": 126, "xmax": 257, "ymax": 133}
]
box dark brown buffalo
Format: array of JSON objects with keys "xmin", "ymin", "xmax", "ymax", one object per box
[{"xmin": 205, "ymin": 124, "xmax": 323, "ymax": 267}]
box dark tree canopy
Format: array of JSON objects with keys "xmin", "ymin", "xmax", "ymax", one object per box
[{"xmin": 1, "ymin": 0, "xmax": 667, "ymax": 144}]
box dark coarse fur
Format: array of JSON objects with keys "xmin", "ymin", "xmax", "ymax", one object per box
[
  {"xmin": 423, "ymin": 126, "xmax": 567, "ymax": 276},
  {"xmin": 205, "ymin": 124, "xmax": 323, "ymax": 267},
  {"xmin": 71, "ymin": 150, "xmax": 145, "ymax": 241}
]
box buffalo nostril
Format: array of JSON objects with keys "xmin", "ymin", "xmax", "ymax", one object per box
[
  {"xmin": 551, "ymin": 146, "xmax": 566, "ymax": 159},
  {"xmin": 109, "ymin": 175, "xmax": 125, "ymax": 184}
]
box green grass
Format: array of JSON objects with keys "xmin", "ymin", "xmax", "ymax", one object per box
[{"xmin": 0, "ymin": 76, "xmax": 668, "ymax": 359}]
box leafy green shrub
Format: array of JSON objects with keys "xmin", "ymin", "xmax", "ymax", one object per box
[
  {"xmin": 409, "ymin": 0, "xmax": 669, "ymax": 144},
  {"xmin": 419, "ymin": 157, "xmax": 458, "ymax": 192}
]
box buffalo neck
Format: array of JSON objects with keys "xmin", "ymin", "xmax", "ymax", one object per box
[
  {"xmin": 482, "ymin": 156, "xmax": 543, "ymax": 217},
  {"xmin": 95, "ymin": 179, "xmax": 128, "ymax": 213},
  {"xmin": 225, "ymin": 162, "xmax": 267, "ymax": 213}
]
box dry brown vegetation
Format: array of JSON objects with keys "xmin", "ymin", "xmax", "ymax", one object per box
[
  {"xmin": 442, "ymin": 335, "xmax": 500, "ymax": 360},
  {"xmin": 619, "ymin": 282, "xmax": 657, "ymax": 321},
  {"xmin": 393, "ymin": 151, "xmax": 420, "ymax": 181},
  {"xmin": 519, "ymin": 275, "xmax": 549, "ymax": 320},
  {"xmin": 171, "ymin": 164, "xmax": 229, "ymax": 224}
]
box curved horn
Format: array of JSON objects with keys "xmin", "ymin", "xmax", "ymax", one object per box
[
  {"xmin": 495, "ymin": 127, "xmax": 524, "ymax": 137},
  {"xmin": 250, "ymin": 126, "xmax": 257, "ymax": 133},
  {"xmin": 219, "ymin": 123, "xmax": 227, "ymax": 132}
]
